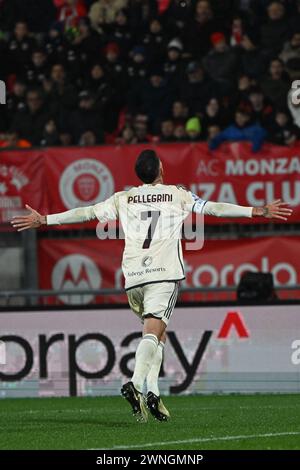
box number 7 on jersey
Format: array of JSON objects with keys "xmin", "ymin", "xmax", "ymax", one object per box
[{"xmin": 141, "ymin": 210, "xmax": 161, "ymax": 249}]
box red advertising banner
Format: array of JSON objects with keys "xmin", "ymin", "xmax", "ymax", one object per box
[
  {"xmin": 1, "ymin": 142, "xmax": 300, "ymax": 225},
  {"xmin": 38, "ymin": 236, "xmax": 300, "ymax": 304},
  {"xmin": 0, "ymin": 150, "xmax": 48, "ymax": 224}
]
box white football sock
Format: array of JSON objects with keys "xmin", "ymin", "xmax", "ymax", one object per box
[
  {"xmin": 146, "ymin": 341, "xmax": 164, "ymax": 396},
  {"xmin": 132, "ymin": 334, "xmax": 158, "ymax": 393}
]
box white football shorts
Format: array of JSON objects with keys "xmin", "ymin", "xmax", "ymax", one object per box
[{"xmin": 127, "ymin": 281, "xmax": 179, "ymax": 326}]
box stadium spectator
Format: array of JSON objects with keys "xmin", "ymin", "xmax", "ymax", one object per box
[
  {"xmin": 12, "ymin": 89, "xmax": 51, "ymax": 146},
  {"xmin": 0, "ymin": 131, "xmax": 31, "ymax": 148},
  {"xmin": 58, "ymin": 131, "xmax": 73, "ymax": 146},
  {"xmin": 159, "ymin": 119, "xmax": 176, "ymax": 142},
  {"xmin": 209, "ymin": 109, "xmax": 267, "ymax": 152},
  {"xmin": 260, "ymin": 58, "xmax": 290, "ymax": 109},
  {"xmin": 202, "ymin": 97, "xmax": 228, "ymax": 136},
  {"xmin": 171, "ymin": 100, "xmax": 189, "ymax": 126},
  {"xmin": 230, "ymin": 74, "xmax": 255, "ymax": 109},
  {"xmin": 280, "ymin": 32, "xmax": 300, "ymax": 80},
  {"xmin": 185, "ymin": 0, "xmax": 221, "ymax": 58},
  {"xmin": 25, "ymin": 49, "xmax": 49, "ymax": 86},
  {"xmin": 260, "ymin": 1, "xmax": 289, "ymax": 58},
  {"xmin": 163, "ymin": 0, "xmax": 192, "ymax": 38},
  {"xmin": 7, "ymin": 21, "xmax": 36, "ymax": 75},
  {"xmin": 44, "ymin": 63, "xmax": 77, "ymax": 128},
  {"xmin": 44, "ymin": 21, "xmax": 67, "ymax": 65},
  {"xmin": 247, "ymin": 87, "xmax": 273, "ymax": 126},
  {"xmin": 6, "ymin": 79, "xmax": 27, "ymax": 122},
  {"xmin": 173, "ymin": 123, "xmax": 187, "ymax": 142},
  {"xmin": 141, "ymin": 17, "xmax": 166, "ymax": 64},
  {"xmin": 203, "ymin": 32, "xmax": 237, "ymax": 95},
  {"xmin": 127, "ymin": 45, "xmax": 148, "ymax": 85},
  {"xmin": 115, "ymin": 126, "xmax": 137, "ymax": 144},
  {"xmin": 289, "ymin": 0, "xmax": 300, "ymax": 34},
  {"xmin": 133, "ymin": 115, "xmax": 151, "ymax": 143},
  {"xmin": 127, "ymin": 0, "xmax": 158, "ymax": 35},
  {"xmin": 267, "ymin": 109, "xmax": 299, "ymax": 146},
  {"xmin": 68, "ymin": 90, "xmax": 104, "ymax": 144},
  {"xmin": 129, "ymin": 67, "xmax": 174, "ymax": 129},
  {"xmin": 40, "ymin": 119, "xmax": 60, "ymax": 147},
  {"xmin": 185, "ymin": 117, "xmax": 202, "ymax": 141},
  {"xmin": 180, "ymin": 61, "xmax": 215, "ymax": 115},
  {"xmin": 108, "ymin": 9, "xmax": 132, "ymax": 56},
  {"xmin": 89, "ymin": 0, "xmax": 128, "ymax": 31},
  {"xmin": 163, "ymin": 38, "xmax": 184, "ymax": 89},
  {"xmin": 1, "ymin": 0, "xmax": 299, "ymax": 148},
  {"xmin": 70, "ymin": 16, "xmax": 103, "ymax": 66},
  {"xmin": 54, "ymin": 0, "xmax": 87, "ymax": 30},
  {"xmin": 79, "ymin": 130, "xmax": 97, "ymax": 146},
  {"xmin": 236, "ymin": 33, "xmax": 265, "ymax": 80},
  {"xmin": 207, "ymin": 124, "xmax": 221, "ymax": 143}
]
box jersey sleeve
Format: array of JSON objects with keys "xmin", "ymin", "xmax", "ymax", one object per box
[
  {"xmin": 93, "ymin": 192, "xmax": 122, "ymax": 222},
  {"xmin": 202, "ymin": 201, "xmax": 253, "ymax": 218},
  {"xmin": 47, "ymin": 193, "xmax": 122, "ymax": 225},
  {"xmin": 180, "ymin": 188, "xmax": 207, "ymax": 214}
]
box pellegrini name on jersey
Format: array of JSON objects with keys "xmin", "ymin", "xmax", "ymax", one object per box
[{"xmin": 128, "ymin": 194, "xmax": 173, "ymax": 204}]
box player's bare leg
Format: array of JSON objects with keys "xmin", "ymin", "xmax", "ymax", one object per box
[{"xmin": 121, "ymin": 317, "xmax": 165, "ymax": 422}]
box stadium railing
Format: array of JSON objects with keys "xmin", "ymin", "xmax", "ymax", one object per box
[{"xmin": 0, "ymin": 286, "xmax": 299, "ymax": 307}]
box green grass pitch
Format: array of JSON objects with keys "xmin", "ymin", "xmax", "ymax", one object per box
[{"xmin": 0, "ymin": 394, "xmax": 299, "ymax": 450}]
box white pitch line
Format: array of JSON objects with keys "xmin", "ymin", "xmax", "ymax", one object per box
[{"xmin": 90, "ymin": 431, "xmax": 300, "ymax": 450}]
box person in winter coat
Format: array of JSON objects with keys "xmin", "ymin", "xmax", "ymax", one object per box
[{"xmin": 209, "ymin": 109, "xmax": 266, "ymax": 152}]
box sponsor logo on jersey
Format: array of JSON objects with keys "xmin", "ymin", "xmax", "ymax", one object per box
[
  {"xmin": 59, "ymin": 159, "xmax": 114, "ymax": 209},
  {"xmin": 52, "ymin": 254, "xmax": 102, "ymax": 304},
  {"xmin": 142, "ymin": 256, "xmax": 153, "ymax": 267}
]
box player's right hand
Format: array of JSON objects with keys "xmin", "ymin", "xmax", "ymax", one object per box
[{"xmin": 11, "ymin": 205, "xmax": 46, "ymax": 231}]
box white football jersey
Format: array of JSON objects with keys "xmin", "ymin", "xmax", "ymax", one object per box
[{"xmin": 93, "ymin": 184, "xmax": 206, "ymax": 289}]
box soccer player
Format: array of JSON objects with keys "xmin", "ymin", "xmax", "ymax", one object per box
[{"xmin": 11, "ymin": 150, "xmax": 292, "ymax": 422}]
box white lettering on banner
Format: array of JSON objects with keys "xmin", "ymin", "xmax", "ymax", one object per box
[
  {"xmin": 218, "ymin": 183, "xmax": 237, "ymax": 203},
  {"xmin": 291, "ymin": 340, "xmax": 300, "ymax": 365},
  {"xmin": 246, "ymin": 182, "xmax": 264, "ymax": 205},
  {"xmin": 196, "ymin": 159, "xmax": 219, "ymax": 176},
  {"xmin": 282, "ymin": 181, "xmax": 300, "ymax": 205},
  {"xmin": 226, "ymin": 157, "xmax": 300, "ymax": 176},
  {"xmin": 246, "ymin": 182, "xmax": 300, "ymax": 206},
  {"xmin": 185, "ymin": 257, "xmax": 297, "ymax": 288},
  {"xmin": 191, "ymin": 181, "xmax": 300, "ymax": 207}
]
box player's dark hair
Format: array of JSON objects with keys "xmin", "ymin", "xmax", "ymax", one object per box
[{"xmin": 135, "ymin": 150, "xmax": 160, "ymax": 183}]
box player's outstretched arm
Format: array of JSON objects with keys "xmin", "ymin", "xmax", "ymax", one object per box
[
  {"xmin": 11, "ymin": 204, "xmax": 97, "ymax": 231},
  {"xmin": 203, "ymin": 199, "xmax": 293, "ymax": 221}
]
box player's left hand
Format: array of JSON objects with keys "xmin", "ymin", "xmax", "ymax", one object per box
[{"xmin": 263, "ymin": 199, "xmax": 293, "ymax": 221}]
